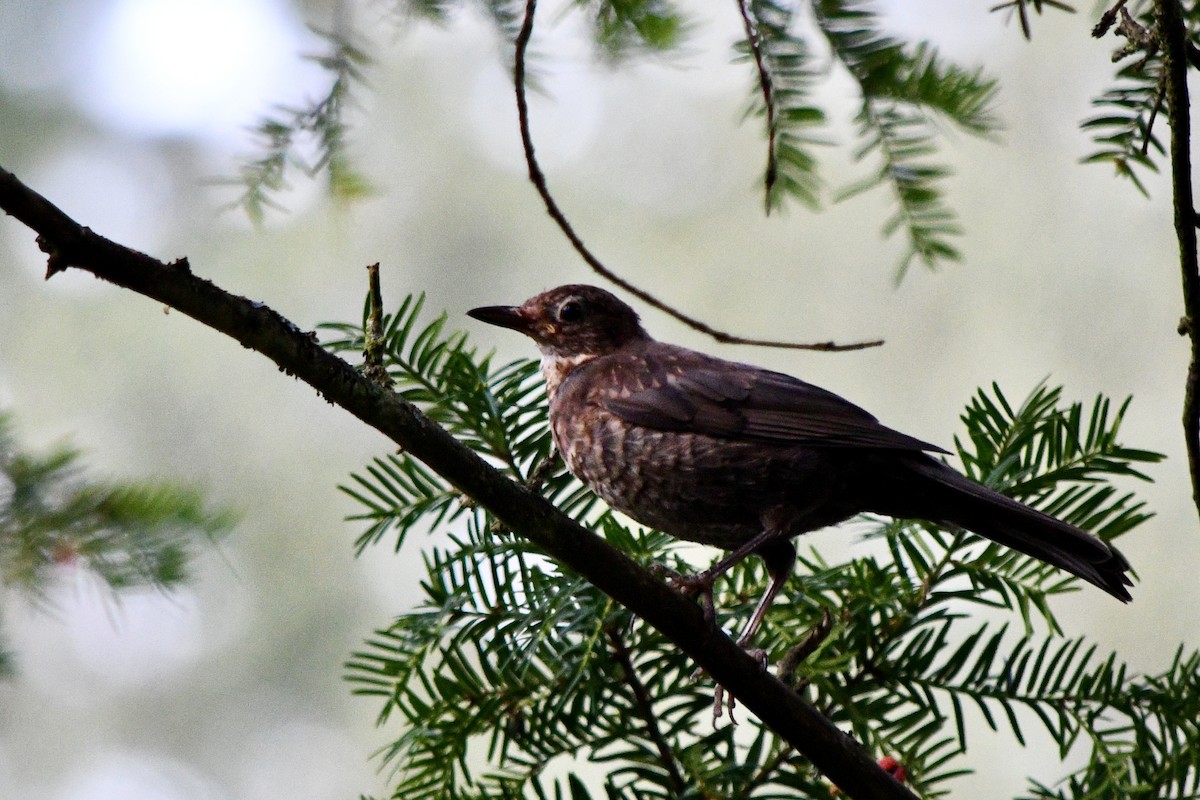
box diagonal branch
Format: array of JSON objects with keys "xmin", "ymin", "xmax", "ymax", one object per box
[
  {"xmin": 1155, "ymin": 0, "xmax": 1200, "ymax": 523},
  {"xmin": 513, "ymin": 0, "xmax": 881, "ymax": 353},
  {"xmin": 0, "ymin": 163, "xmax": 915, "ymax": 800}
]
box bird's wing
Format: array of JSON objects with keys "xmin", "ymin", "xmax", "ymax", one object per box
[{"xmin": 604, "ymin": 364, "xmax": 946, "ymax": 452}]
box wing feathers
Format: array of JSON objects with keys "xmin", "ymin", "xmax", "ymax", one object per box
[{"xmin": 604, "ymin": 365, "xmax": 945, "ymax": 453}]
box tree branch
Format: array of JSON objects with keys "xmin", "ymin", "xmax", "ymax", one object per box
[
  {"xmin": 513, "ymin": 0, "xmax": 881, "ymax": 353},
  {"xmin": 0, "ymin": 164, "xmax": 915, "ymax": 800},
  {"xmin": 1155, "ymin": 0, "xmax": 1200, "ymax": 523}
]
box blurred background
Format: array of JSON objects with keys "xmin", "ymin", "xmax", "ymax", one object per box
[{"xmin": 0, "ymin": 0, "xmax": 1191, "ymax": 798}]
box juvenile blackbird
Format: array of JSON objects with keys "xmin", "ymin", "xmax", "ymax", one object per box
[{"xmin": 468, "ymin": 285, "xmax": 1132, "ymax": 646}]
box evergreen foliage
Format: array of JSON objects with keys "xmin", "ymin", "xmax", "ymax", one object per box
[
  {"xmin": 989, "ymin": 1, "xmax": 1075, "ymax": 40},
  {"xmin": 1084, "ymin": 2, "xmax": 1166, "ymax": 196},
  {"xmin": 735, "ymin": 0, "xmax": 827, "ymax": 211},
  {"xmin": 1085, "ymin": 2, "xmax": 1200, "ymax": 196},
  {"xmin": 229, "ymin": 1, "xmax": 1010, "ymax": 275},
  {"xmin": 812, "ymin": 0, "xmax": 998, "ymax": 279},
  {"xmin": 330, "ymin": 297, "xmax": 1189, "ymax": 800},
  {"xmin": 578, "ymin": 0, "xmax": 686, "ymax": 57},
  {"xmin": 224, "ymin": 27, "xmax": 372, "ymax": 224},
  {"xmin": 225, "ymin": 2, "xmax": 1200, "ymax": 270},
  {"xmin": 0, "ymin": 412, "xmax": 234, "ymax": 674}
]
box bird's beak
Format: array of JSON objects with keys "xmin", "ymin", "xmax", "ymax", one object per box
[{"xmin": 467, "ymin": 304, "xmax": 531, "ymax": 333}]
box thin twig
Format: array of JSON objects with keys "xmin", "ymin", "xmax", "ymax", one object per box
[
  {"xmin": 523, "ymin": 449, "xmax": 560, "ymax": 490},
  {"xmin": 512, "ymin": 0, "xmax": 882, "ymax": 353},
  {"xmin": 740, "ymin": 607, "xmax": 834, "ymax": 793},
  {"xmin": 1156, "ymin": 0, "xmax": 1200, "ymax": 523},
  {"xmin": 1112, "ymin": 6, "xmax": 1157, "ymax": 62},
  {"xmin": 1142, "ymin": 75, "xmax": 1167, "ymax": 157},
  {"xmin": 363, "ymin": 262, "xmax": 392, "ymax": 387},
  {"xmin": 736, "ymin": 0, "xmax": 778, "ymax": 209},
  {"xmin": 1092, "ymin": 0, "xmax": 1129, "ymax": 38},
  {"xmin": 777, "ymin": 607, "xmax": 834, "ymax": 687},
  {"xmin": 606, "ymin": 625, "xmax": 688, "ymax": 795}
]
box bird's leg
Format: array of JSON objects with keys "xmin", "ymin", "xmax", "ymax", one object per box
[
  {"xmin": 674, "ymin": 531, "xmax": 777, "ymax": 682},
  {"xmin": 709, "ymin": 540, "xmax": 797, "ymax": 726},
  {"xmin": 663, "ymin": 535, "xmax": 766, "ymax": 630},
  {"xmin": 665, "ymin": 524, "xmax": 790, "ymax": 614},
  {"xmin": 733, "ymin": 539, "xmax": 796, "ymax": 650},
  {"xmin": 663, "ymin": 512, "xmax": 798, "ymax": 644}
]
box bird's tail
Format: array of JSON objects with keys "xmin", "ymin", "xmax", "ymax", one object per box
[{"xmin": 875, "ymin": 456, "xmax": 1133, "ymax": 602}]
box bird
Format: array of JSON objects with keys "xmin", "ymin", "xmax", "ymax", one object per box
[{"xmin": 467, "ymin": 284, "xmax": 1132, "ymax": 649}]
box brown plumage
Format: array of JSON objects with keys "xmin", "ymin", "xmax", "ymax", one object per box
[{"xmin": 468, "ymin": 285, "xmax": 1132, "ymax": 646}]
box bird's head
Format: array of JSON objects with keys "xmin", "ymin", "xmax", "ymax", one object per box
[{"xmin": 468, "ymin": 284, "xmax": 649, "ymax": 358}]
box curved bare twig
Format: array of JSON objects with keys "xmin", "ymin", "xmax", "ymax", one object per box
[{"xmin": 512, "ymin": 0, "xmax": 882, "ymax": 353}]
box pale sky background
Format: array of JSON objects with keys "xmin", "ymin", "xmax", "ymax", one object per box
[{"xmin": 0, "ymin": 1, "xmax": 1194, "ymax": 799}]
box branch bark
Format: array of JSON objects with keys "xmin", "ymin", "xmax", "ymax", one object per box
[
  {"xmin": 1156, "ymin": 0, "xmax": 1200, "ymax": 523},
  {"xmin": 0, "ymin": 163, "xmax": 915, "ymax": 800}
]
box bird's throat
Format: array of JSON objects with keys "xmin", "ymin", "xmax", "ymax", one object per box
[{"xmin": 539, "ymin": 350, "xmax": 599, "ymax": 398}]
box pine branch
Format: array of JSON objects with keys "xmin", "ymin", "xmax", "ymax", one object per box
[
  {"xmin": 1081, "ymin": 68, "xmax": 1164, "ymax": 197},
  {"xmin": 335, "ymin": 328, "xmax": 1161, "ymax": 799},
  {"xmin": 815, "ymin": 0, "xmax": 1000, "ymax": 279},
  {"xmin": 606, "ymin": 624, "xmax": 689, "ymax": 795},
  {"xmin": 0, "ymin": 411, "xmax": 233, "ymax": 599},
  {"xmin": 221, "ymin": 27, "xmax": 372, "ymax": 223},
  {"xmin": 1085, "ymin": 3, "xmax": 1168, "ymax": 196},
  {"xmin": 735, "ymin": 0, "xmax": 826, "ymax": 211},
  {"xmin": 1089, "ymin": 0, "xmax": 1200, "ymax": 527}
]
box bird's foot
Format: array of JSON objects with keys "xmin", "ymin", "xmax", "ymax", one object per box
[
  {"xmin": 651, "ymin": 564, "xmax": 718, "ymax": 627},
  {"xmin": 709, "ymin": 649, "xmax": 769, "ymax": 727},
  {"xmin": 650, "ymin": 564, "xmax": 774, "ymax": 726},
  {"xmin": 652, "ymin": 564, "xmax": 717, "ymax": 597},
  {"xmin": 742, "ymin": 647, "xmax": 770, "ymax": 667},
  {"xmin": 713, "ymin": 684, "xmax": 736, "ymax": 725}
]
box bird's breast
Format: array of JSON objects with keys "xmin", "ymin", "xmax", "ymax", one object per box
[
  {"xmin": 541, "ymin": 347, "xmax": 863, "ymax": 547},
  {"xmin": 547, "ymin": 398, "xmax": 847, "ymax": 547}
]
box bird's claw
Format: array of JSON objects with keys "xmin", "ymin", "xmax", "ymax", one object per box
[
  {"xmin": 651, "ymin": 564, "xmax": 719, "ymax": 627},
  {"xmin": 653, "ymin": 564, "xmax": 716, "ymax": 597},
  {"xmin": 703, "ymin": 646, "xmax": 770, "ymax": 727},
  {"xmin": 742, "ymin": 647, "xmax": 769, "ymax": 667},
  {"xmin": 651, "ymin": 563, "xmax": 770, "ymax": 726},
  {"xmin": 713, "ymin": 684, "xmax": 737, "ymax": 725}
]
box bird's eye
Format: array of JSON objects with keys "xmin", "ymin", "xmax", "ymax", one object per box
[{"xmin": 557, "ymin": 300, "xmax": 584, "ymax": 323}]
